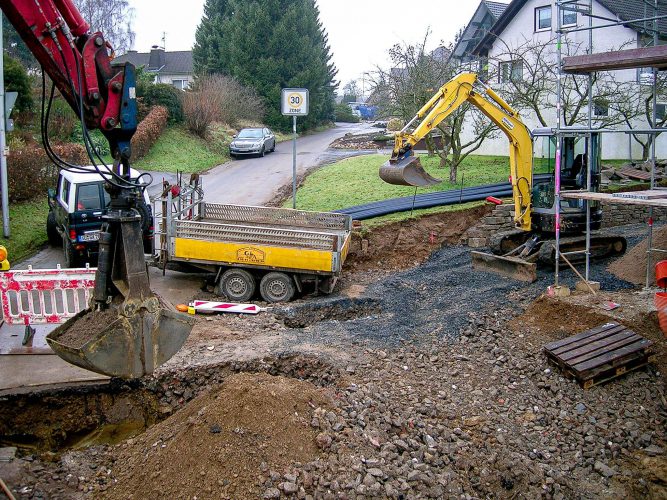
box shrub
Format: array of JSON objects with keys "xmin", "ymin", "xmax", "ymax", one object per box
[
  {"xmin": 71, "ymin": 124, "xmax": 110, "ymax": 157},
  {"xmin": 183, "ymin": 75, "xmax": 264, "ymax": 138},
  {"xmin": 143, "ymin": 84, "xmax": 184, "ymax": 123},
  {"xmin": 6, "ymin": 143, "xmax": 88, "ymax": 202},
  {"xmin": 131, "ymin": 105, "xmax": 168, "ymax": 160},
  {"xmin": 334, "ymin": 103, "xmax": 360, "ymax": 123},
  {"xmin": 46, "ymin": 98, "xmax": 78, "ymax": 141},
  {"xmin": 386, "ymin": 118, "xmax": 404, "ymax": 132}
]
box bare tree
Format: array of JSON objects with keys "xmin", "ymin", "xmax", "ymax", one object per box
[
  {"xmin": 342, "ymin": 80, "xmax": 361, "ymax": 103},
  {"xmin": 370, "ymin": 32, "xmax": 497, "ymax": 182},
  {"xmin": 489, "ymin": 36, "xmax": 662, "ymax": 159},
  {"xmin": 74, "ymin": 0, "xmax": 135, "ymax": 53}
]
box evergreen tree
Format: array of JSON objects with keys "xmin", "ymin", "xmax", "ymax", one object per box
[
  {"xmin": 2, "ymin": 14, "xmax": 37, "ymax": 70},
  {"xmin": 4, "ymin": 53, "xmax": 33, "ymax": 114},
  {"xmin": 193, "ymin": 0, "xmax": 337, "ymax": 130}
]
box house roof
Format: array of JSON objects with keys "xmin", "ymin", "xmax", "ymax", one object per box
[
  {"xmin": 114, "ymin": 49, "xmax": 193, "ymax": 75},
  {"xmin": 452, "ymin": 0, "xmax": 508, "ymax": 60},
  {"xmin": 473, "ymin": 0, "xmax": 667, "ymax": 56},
  {"xmin": 485, "ymin": 0, "xmax": 509, "ymax": 18}
]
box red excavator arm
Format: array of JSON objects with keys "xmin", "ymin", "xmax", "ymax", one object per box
[
  {"xmin": 2, "ymin": 0, "xmax": 137, "ymax": 162},
  {"xmin": 1, "ymin": 1, "xmax": 194, "ymax": 379}
]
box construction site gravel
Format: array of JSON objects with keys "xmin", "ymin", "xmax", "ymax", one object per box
[{"xmin": 0, "ymin": 208, "xmax": 665, "ymax": 499}]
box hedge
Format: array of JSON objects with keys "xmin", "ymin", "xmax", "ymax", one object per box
[
  {"xmin": 143, "ymin": 84, "xmax": 184, "ymax": 123},
  {"xmin": 131, "ymin": 105, "xmax": 169, "ymax": 160},
  {"xmin": 6, "ymin": 143, "xmax": 88, "ymax": 202}
]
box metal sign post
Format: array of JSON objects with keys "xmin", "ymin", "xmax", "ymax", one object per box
[{"xmin": 281, "ymin": 88, "xmax": 309, "ymax": 209}]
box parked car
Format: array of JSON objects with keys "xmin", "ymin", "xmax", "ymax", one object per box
[
  {"xmin": 229, "ymin": 127, "xmax": 276, "ymax": 158},
  {"xmin": 46, "ymin": 166, "xmax": 153, "ymax": 268}
]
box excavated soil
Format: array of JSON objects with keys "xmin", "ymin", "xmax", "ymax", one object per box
[
  {"xmin": 608, "ymin": 225, "xmax": 667, "ymax": 286},
  {"xmin": 513, "ymin": 295, "xmax": 613, "ymax": 342},
  {"xmin": 344, "ymin": 205, "xmax": 492, "ymax": 274},
  {"xmin": 54, "ymin": 308, "xmax": 121, "ymax": 347},
  {"xmin": 103, "ymin": 373, "xmax": 333, "ymax": 500}
]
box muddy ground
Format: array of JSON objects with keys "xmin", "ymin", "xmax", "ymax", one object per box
[{"xmin": 0, "ymin": 208, "xmax": 665, "ymax": 499}]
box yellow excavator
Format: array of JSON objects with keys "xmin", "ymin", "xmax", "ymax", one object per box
[{"xmin": 380, "ymin": 72, "xmax": 626, "ymax": 281}]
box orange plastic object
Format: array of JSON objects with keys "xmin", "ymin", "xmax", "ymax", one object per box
[
  {"xmin": 655, "ymin": 260, "xmax": 667, "ymax": 289},
  {"xmin": 654, "ymin": 292, "xmax": 667, "ymax": 337}
]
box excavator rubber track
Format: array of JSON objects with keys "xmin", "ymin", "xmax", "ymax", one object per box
[{"xmin": 379, "ymin": 156, "xmax": 441, "ymax": 187}]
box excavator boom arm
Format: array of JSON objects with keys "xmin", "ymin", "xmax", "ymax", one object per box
[{"xmin": 386, "ymin": 72, "xmax": 533, "ymax": 231}]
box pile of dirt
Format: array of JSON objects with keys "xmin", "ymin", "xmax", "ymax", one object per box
[
  {"xmin": 512, "ymin": 295, "xmax": 613, "ymax": 342},
  {"xmin": 344, "ymin": 205, "xmax": 492, "ymax": 274},
  {"xmin": 330, "ymin": 132, "xmax": 388, "ymax": 150},
  {"xmin": 608, "ymin": 225, "xmax": 667, "ymax": 286},
  {"xmin": 103, "ymin": 373, "xmax": 332, "ymax": 499}
]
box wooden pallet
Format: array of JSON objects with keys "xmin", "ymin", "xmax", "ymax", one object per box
[{"xmin": 544, "ymin": 322, "xmax": 653, "ymax": 389}]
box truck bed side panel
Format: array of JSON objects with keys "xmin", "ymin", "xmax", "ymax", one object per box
[{"xmin": 174, "ymin": 238, "xmax": 334, "ymax": 273}]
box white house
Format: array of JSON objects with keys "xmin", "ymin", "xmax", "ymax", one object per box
[
  {"xmin": 114, "ymin": 46, "xmax": 194, "ymax": 90},
  {"xmin": 460, "ymin": 0, "xmax": 667, "ymax": 159}
]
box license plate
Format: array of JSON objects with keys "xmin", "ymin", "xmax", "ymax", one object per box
[{"xmin": 79, "ymin": 232, "xmax": 100, "ymax": 242}]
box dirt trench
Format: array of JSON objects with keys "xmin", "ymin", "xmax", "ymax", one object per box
[{"xmin": 343, "ymin": 204, "xmax": 492, "ymax": 274}]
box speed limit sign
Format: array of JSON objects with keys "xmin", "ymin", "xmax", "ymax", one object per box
[{"xmin": 281, "ymin": 88, "xmax": 309, "ymax": 116}]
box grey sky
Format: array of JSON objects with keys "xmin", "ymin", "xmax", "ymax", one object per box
[{"xmin": 131, "ymin": 1, "xmax": 509, "ymax": 92}]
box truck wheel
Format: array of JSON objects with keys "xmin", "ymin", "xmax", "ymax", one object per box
[
  {"xmin": 260, "ymin": 272, "xmax": 295, "ymax": 303},
  {"xmin": 63, "ymin": 240, "xmax": 79, "ymax": 268},
  {"xmin": 46, "ymin": 212, "xmax": 61, "ymax": 246},
  {"xmin": 215, "ymin": 269, "xmax": 256, "ymax": 302}
]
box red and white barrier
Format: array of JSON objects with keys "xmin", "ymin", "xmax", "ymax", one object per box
[
  {"xmin": 189, "ymin": 300, "xmax": 265, "ymax": 315},
  {"xmin": 0, "ymin": 265, "xmax": 96, "ymax": 325}
]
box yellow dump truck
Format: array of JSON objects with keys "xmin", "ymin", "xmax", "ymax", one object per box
[{"xmin": 153, "ymin": 180, "xmax": 351, "ymax": 303}]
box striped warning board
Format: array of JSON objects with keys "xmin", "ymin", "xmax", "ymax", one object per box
[{"xmin": 190, "ymin": 300, "xmax": 265, "ymax": 315}]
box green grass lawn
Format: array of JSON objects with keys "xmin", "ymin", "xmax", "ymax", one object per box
[
  {"xmin": 0, "ymin": 199, "xmax": 49, "ymax": 263},
  {"xmin": 134, "ymin": 127, "xmax": 228, "ymax": 173},
  {"xmin": 290, "ymin": 153, "xmax": 520, "ymax": 212}
]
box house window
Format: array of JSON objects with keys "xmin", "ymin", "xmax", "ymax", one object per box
[
  {"xmin": 562, "ymin": 7, "xmax": 577, "ymax": 26},
  {"xmin": 657, "ymin": 103, "xmax": 667, "ymax": 121},
  {"xmin": 535, "ymin": 6, "xmax": 552, "ymax": 31},
  {"xmin": 593, "ymin": 99, "xmax": 609, "ymax": 117},
  {"xmin": 172, "ymin": 79, "xmax": 187, "ymax": 90},
  {"xmin": 500, "ymin": 60, "xmax": 523, "ymax": 83}
]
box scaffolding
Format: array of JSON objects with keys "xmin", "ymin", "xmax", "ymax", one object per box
[{"xmin": 554, "ymin": 0, "xmax": 667, "ymax": 290}]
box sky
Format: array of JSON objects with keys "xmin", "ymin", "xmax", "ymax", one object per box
[{"xmin": 131, "ymin": 0, "xmax": 510, "ymax": 95}]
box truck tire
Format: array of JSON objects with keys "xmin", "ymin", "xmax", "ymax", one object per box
[
  {"xmin": 46, "ymin": 212, "xmax": 61, "ymax": 246},
  {"xmin": 259, "ymin": 272, "xmax": 295, "ymax": 303},
  {"xmin": 215, "ymin": 268, "xmax": 256, "ymax": 302}
]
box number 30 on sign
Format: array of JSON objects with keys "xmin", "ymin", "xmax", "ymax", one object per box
[{"xmin": 281, "ymin": 88, "xmax": 309, "ymax": 116}]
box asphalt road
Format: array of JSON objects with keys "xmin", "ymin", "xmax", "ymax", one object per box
[{"xmin": 201, "ymin": 122, "xmax": 371, "ymax": 204}]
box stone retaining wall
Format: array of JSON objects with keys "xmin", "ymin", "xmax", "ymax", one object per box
[{"xmin": 466, "ymin": 201, "xmax": 667, "ymax": 248}]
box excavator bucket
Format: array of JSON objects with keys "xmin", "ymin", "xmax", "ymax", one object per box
[
  {"xmin": 46, "ymin": 298, "xmax": 195, "ymax": 378},
  {"xmin": 379, "ymin": 156, "xmax": 441, "ymax": 187},
  {"xmin": 46, "ymin": 212, "xmax": 195, "ymax": 379},
  {"xmin": 471, "ymin": 250, "xmax": 537, "ymax": 283}
]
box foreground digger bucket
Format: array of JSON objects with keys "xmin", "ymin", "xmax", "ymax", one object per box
[
  {"xmin": 46, "ymin": 207, "xmax": 195, "ymax": 379},
  {"xmin": 379, "ymin": 156, "xmax": 441, "ymax": 187},
  {"xmin": 471, "ymin": 251, "xmax": 537, "ymax": 283},
  {"xmin": 47, "ymin": 299, "xmax": 195, "ymax": 378}
]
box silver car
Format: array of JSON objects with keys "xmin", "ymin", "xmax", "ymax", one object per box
[{"xmin": 229, "ymin": 127, "xmax": 276, "ymax": 158}]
